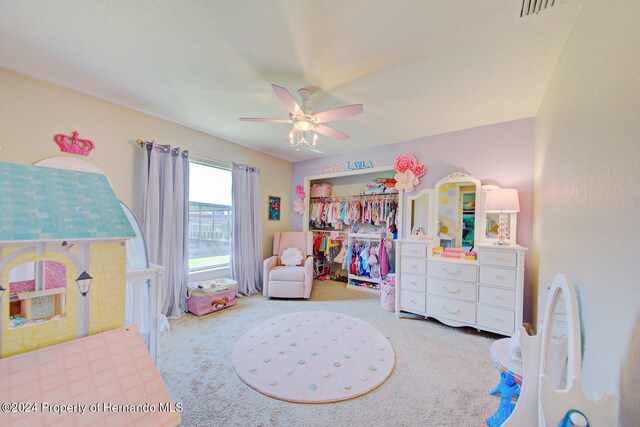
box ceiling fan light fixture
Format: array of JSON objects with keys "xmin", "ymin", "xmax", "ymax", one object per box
[
  {"xmin": 289, "ymin": 129, "xmax": 318, "ymax": 151},
  {"xmin": 293, "ymin": 117, "xmax": 315, "ymax": 131},
  {"xmin": 240, "ymin": 83, "xmax": 362, "ymax": 151}
]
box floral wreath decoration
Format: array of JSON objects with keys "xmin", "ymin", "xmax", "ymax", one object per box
[
  {"xmin": 394, "ymin": 154, "xmax": 426, "ymax": 192},
  {"xmin": 293, "ymin": 184, "xmax": 306, "ymax": 215}
]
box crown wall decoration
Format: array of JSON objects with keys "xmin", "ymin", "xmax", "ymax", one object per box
[{"xmin": 53, "ymin": 131, "xmax": 95, "ymax": 156}]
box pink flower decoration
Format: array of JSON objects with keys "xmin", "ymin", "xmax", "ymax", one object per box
[
  {"xmin": 394, "ymin": 170, "xmax": 420, "ymax": 192},
  {"xmin": 412, "ymin": 164, "xmax": 426, "ymax": 178},
  {"xmin": 293, "ymin": 198, "xmax": 305, "ymax": 215},
  {"xmin": 295, "ymin": 184, "xmax": 305, "ymax": 199},
  {"xmin": 394, "ymin": 154, "xmax": 417, "ymax": 174}
]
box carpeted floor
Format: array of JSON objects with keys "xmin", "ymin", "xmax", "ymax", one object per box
[{"xmin": 158, "ymin": 280, "xmax": 502, "ymax": 427}]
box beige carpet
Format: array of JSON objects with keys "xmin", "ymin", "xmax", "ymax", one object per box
[{"xmin": 158, "ymin": 280, "xmax": 502, "ymax": 427}]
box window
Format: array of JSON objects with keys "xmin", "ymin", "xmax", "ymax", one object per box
[
  {"xmin": 188, "ymin": 162, "xmax": 232, "ymax": 271},
  {"xmin": 8, "ymin": 261, "xmax": 67, "ymax": 328}
]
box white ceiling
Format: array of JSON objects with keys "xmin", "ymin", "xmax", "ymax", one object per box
[{"xmin": 0, "ymin": 0, "xmax": 582, "ymax": 162}]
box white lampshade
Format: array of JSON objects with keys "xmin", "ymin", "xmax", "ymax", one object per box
[{"xmin": 485, "ymin": 188, "xmax": 520, "ymax": 213}]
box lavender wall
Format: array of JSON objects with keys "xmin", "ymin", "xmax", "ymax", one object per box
[{"xmin": 292, "ymin": 118, "xmax": 535, "ymax": 322}]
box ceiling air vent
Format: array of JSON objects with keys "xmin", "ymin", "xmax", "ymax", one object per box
[{"xmin": 519, "ymin": 0, "xmax": 556, "ymax": 17}]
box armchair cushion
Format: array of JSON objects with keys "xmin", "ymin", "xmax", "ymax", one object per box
[{"xmin": 269, "ymin": 265, "xmax": 306, "ymax": 281}]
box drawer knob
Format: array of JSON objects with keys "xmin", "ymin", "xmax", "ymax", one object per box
[
  {"xmin": 494, "ymin": 295, "xmax": 505, "ymax": 300},
  {"xmin": 443, "ymin": 268, "xmax": 462, "ymax": 276},
  {"xmin": 496, "ymin": 257, "xmax": 509, "ymax": 262},
  {"xmin": 443, "ymin": 306, "xmax": 461, "ymax": 316},
  {"xmin": 495, "ymin": 275, "xmax": 506, "ymax": 280},
  {"xmin": 443, "ymin": 286, "xmax": 461, "ymax": 294},
  {"xmin": 494, "ymin": 317, "xmax": 504, "ymax": 323},
  {"xmin": 411, "ymin": 264, "xmax": 418, "ymax": 269}
]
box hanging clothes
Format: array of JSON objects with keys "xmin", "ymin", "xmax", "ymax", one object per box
[
  {"xmin": 334, "ymin": 242, "xmax": 347, "ymax": 265},
  {"xmin": 379, "ymin": 239, "xmax": 390, "ymax": 277}
]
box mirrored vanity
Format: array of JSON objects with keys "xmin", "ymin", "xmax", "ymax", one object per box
[{"xmin": 396, "ymin": 172, "xmax": 527, "ymax": 336}]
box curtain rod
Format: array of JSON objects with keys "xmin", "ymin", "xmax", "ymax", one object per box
[
  {"xmin": 136, "ymin": 139, "xmax": 188, "ymax": 157},
  {"xmin": 232, "ymin": 162, "xmax": 260, "ymax": 173},
  {"xmin": 137, "ymin": 140, "xmax": 232, "ymax": 167}
]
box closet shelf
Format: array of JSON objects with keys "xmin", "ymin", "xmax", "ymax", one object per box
[
  {"xmin": 346, "ymin": 283, "xmax": 380, "ymax": 294},
  {"xmin": 347, "ymin": 274, "xmax": 379, "ymax": 284},
  {"xmin": 349, "ymin": 232, "xmax": 381, "ymax": 239}
]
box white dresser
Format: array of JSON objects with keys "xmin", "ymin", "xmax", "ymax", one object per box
[
  {"xmin": 397, "ymin": 241, "xmax": 429, "ymax": 315},
  {"xmin": 396, "ymin": 240, "xmax": 527, "ymax": 336}
]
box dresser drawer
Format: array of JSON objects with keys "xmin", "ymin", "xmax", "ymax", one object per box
[
  {"xmin": 477, "ymin": 305, "xmax": 515, "ymax": 334},
  {"xmin": 428, "ymin": 261, "xmax": 477, "ymax": 283},
  {"xmin": 427, "ymin": 277, "xmax": 476, "ymax": 302},
  {"xmin": 479, "ymin": 266, "xmax": 517, "ymax": 289},
  {"xmin": 401, "ymin": 273, "xmax": 427, "ymax": 293},
  {"xmin": 478, "ymin": 250, "xmax": 518, "ymax": 268},
  {"xmin": 427, "ymin": 295, "xmax": 476, "ymax": 324},
  {"xmin": 401, "ymin": 243, "xmax": 427, "ymax": 258},
  {"xmin": 400, "ymin": 290, "xmax": 426, "ymax": 313},
  {"xmin": 478, "ymin": 286, "xmax": 515, "ymax": 310},
  {"xmin": 401, "ymin": 257, "xmax": 427, "ymax": 275}
]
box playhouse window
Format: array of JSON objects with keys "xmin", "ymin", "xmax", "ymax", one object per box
[{"xmin": 7, "ymin": 261, "xmax": 66, "ymax": 328}]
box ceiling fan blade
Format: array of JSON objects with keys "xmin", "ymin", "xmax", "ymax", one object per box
[
  {"xmin": 314, "ymin": 104, "xmax": 363, "ymax": 123},
  {"xmin": 239, "ymin": 117, "xmax": 292, "ymax": 123},
  {"xmin": 271, "ymin": 84, "xmax": 303, "ymax": 116},
  {"xmin": 314, "ymin": 124, "xmax": 350, "ymax": 140}
]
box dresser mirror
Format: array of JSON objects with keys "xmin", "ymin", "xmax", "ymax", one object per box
[
  {"xmin": 478, "ymin": 185, "xmax": 518, "ymax": 245},
  {"xmin": 404, "ymin": 189, "xmax": 433, "ymax": 239},
  {"xmin": 433, "ymin": 173, "xmax": 481, "ymax": 252}
]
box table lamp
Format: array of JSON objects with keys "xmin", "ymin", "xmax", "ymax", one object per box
[{"xmin": 485, "ymin": 188, "xmax": 520, "ymax": 245}]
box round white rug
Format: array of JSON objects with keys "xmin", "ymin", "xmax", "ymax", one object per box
[{"xmin": 232, "ymin": 310, "xmax": 395, "ymax": 403}]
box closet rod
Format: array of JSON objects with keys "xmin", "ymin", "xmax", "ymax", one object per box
[{"xmin": 310, "ymin": 193, "xmax": 398, "ymax": 200}]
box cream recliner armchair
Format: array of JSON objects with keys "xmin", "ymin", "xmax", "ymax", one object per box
[{"xmin": 263, "ymin": 231, "xmax": 314, "ymax": 299}]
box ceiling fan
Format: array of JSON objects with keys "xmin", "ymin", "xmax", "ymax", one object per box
[{"xmin": 240, "ymin": 84, "xmax": 363, "ymax": 150}]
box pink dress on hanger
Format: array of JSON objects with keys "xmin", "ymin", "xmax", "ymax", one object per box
[{"xmin": 379, "ymin": 241, "xmax": 390, "ymax": 277}]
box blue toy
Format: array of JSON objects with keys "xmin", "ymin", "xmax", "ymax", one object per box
[
  {"xmin": 558, "ymin": 409, "xmax": 590, "ymax": 427},
  {"xmin": 486, "ymin": 370, "xmax": 520, "ymax": 427}
]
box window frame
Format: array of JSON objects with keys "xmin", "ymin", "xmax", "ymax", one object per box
[{"xmin": 187, "ymin": 158, "xmax": 233, "ymax": 274}]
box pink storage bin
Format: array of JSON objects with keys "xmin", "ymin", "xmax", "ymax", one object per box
[
  {"xmin": 187, "ymin": 279, "xmax": 238, "ymax": 316},
  {"xmin": 310, "ymin": 183, "xmax": 332, "ymax": 197},
  {"xmin": 380, "ymin": 274, "xmax": 395, "ymax": 312}
]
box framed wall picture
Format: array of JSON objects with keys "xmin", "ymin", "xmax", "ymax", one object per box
[{"xmin": 268, "ymin": 195, "xmax": 281, "ymax": 221}]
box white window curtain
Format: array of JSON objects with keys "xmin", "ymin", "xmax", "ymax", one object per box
[
  {"xmin": 141, "ymin": 142, "xmax": 189, "ymax": 319},
  {"xmin": 231, "ymin": 163, "xmax": 263, "ymax": 295}
]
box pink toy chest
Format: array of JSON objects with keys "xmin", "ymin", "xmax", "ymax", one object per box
[
  {"xmin": 187, "ymin": 279, "xmax": 238, "ymax": 316},
  {"xmin": 310, "ymin": 183, "xmax": 332, "ymax": 197}
]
